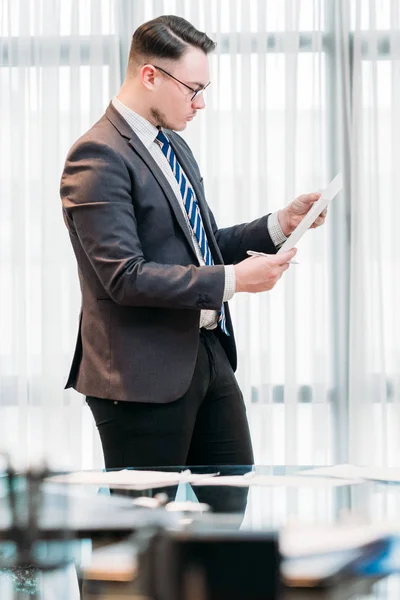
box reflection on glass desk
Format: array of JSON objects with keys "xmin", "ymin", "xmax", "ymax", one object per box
[{"xmin": 0, "ymin": 465, "xmax": 400, "ymax": 599}]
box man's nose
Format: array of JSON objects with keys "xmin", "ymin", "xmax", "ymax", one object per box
[{"xmin": 192, "ymin": 94, "xmax": 206, "ymax": 110}]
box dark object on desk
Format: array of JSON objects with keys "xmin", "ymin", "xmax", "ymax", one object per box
[
  {"xmin": 0, "ymin": 459, "xmax": 175, "ymax": 598},
  {"xmin": 141, "ymin": 529, "xmax": 280, "ymax": 600},
  {"xmin": 0, "ymin": 460, "xmax": 69, "ymax": 598},
  {"xmin": 1, "ymin": 460, "xmax": 72, "ymax": 570},
  {"xmin": 0, "ymin": 458, "xmax": 175, "ymax": 573}
]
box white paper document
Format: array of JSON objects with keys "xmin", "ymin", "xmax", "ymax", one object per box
[
  {"xmin": 277, "ymin": 172, "xmax": 343, "ymax": 254},
  {"xmin": 280, "ymin": 522, "xmax": 396, "ymax": 558},
  {"xmin": 82, "ymin": 541, "xmax": 138, "ymax": 581},
  {"xmin": 192, "ymin": 474, "xmax": 357, "ymax": 488},
  {"xmin": 47, "ymin": 469, "xmax": 215, "ymax": 490},
  {"xmin": 299, "ymin": 464, "xmax": 400, "ymax": 483}
]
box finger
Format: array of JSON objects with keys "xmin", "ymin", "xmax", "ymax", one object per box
[
  {"xmin": 313, "ymin": 216, "xmax": 325, "ymax": 227},
  {"xmin": 274, "ymin": 248, "xmax": 297, "ymax": 264},
  {"xmin": 297, "ymin": 191, "xmax": 321, "ymax": 205},
  {"xmin": 310, "ymin": 191, "xmax": 321, "ymax": 201},
  {"xmin": 312, "ymin": 209, "xmax": 327, "ymax": 223}
]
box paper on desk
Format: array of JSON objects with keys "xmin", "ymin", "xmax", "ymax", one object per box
[
  {"xmin": 280, "ymin": 522, "xmax": 391, "ymax": 558},
  {"xmin": 277, "ymin": 172, "xmax": 343, "ymax": 254},
  {"xmin": 82, "ymin": 541, "xmax": 138, "ymax": 581},
  {"xmin": 299, "ymin": 464, "xmax": 400, "ymax": 483},
  {"xmin": 192, "ymin": 474, "xmax": 357, "ymax": 488},
  {"xmin": 46, "ymin": 469, "xmax": 215, "ymax": 490}
]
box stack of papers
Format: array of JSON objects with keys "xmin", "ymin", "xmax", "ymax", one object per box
[
  {"xmin": 47, "ymin": 463, "xmax": 400, "ymax": 491},
  {"xmin": 46, "ymin": 469, "xmax": 216, "ymax": 490},
  {"xmin": 280, "ymin": 522, "xmax": 387, "ymax": 558},
  {"xmin": 299, "ymin": 464, "xmax": 400, "ymax": 483},
  {"xmin": 192, "ymin": 474, "xmax": 357, "ymax": 488}
]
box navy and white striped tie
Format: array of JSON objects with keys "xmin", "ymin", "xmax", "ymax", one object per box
[{"xmin": 156, "ymin": 129, "xmax": 229, "ymax": 336}]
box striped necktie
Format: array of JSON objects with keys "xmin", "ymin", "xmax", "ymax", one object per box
[{"xmin": 156, "ymin": 129, "xmax": 229, "ymax": 336}]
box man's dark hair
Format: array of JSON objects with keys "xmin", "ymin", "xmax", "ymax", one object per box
[{"xmin": 127, "ymin": 15, "xmax": 216, "ymax": 70}]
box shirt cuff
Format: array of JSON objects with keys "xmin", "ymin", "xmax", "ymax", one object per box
[
  {"xmin": 223, "ymin": 265, "xmax": 236, "ymax": 302},
  {"xmin": 268, "ymin": 211, "xmax": 288, "ymax": 248}
]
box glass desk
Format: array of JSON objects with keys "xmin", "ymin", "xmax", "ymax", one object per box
[{"xmin": 0, "ymin": 465, "xmax": 399, "ymax": 599}]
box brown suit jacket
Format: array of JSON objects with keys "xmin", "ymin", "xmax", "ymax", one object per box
[{"xmin": 60, "ymin": 103, "xmax": 276, "ymax": 403}]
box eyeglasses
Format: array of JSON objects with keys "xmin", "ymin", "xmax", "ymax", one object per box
[{"xmin": 153, "ymin": 65, "xmax": 210, "ymax": 101}]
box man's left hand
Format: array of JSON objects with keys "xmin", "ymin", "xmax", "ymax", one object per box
[{"xmin": 278, "ymin": 192, "xmax": 326, "ymax": 237}]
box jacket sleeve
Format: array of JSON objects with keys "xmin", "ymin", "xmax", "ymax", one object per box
[
  {"xmin": 60, "ymin": 139, "xmax": 225, "ymax": 309},
  {"xmin": 209, "ymin": 209, "xmax": 278, "ymax": 265}
]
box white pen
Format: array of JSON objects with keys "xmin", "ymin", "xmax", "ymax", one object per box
[{"xmin": 247, "ymin": 250, "xmax": 299, "ymax": 264}]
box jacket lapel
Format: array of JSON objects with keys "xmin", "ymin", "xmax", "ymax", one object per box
[
  {"xmin": 106, "ymin": 105, "xmax": 196, "ymax": 255},
  {"xmin": 105, "ymin": 104, "xmax": 222, "ymax": 264}
]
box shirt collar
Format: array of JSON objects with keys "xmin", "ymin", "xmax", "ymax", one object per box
[{"xmin": 112, "ymin": 97, "xmax": 161, "ymax": 150}]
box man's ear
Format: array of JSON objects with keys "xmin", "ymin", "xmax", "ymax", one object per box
[{"xmin": 141, "ymin": 64, "xmax": 157, "ymax": 91}]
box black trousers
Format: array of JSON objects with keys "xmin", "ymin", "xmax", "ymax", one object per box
[{"xmin": 86, "ymin": 329, "xmax": 254, "ymax": 469}]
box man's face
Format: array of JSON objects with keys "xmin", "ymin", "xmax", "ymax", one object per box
[{"xmin": 148, "ymin": 46, "xmax": 210, "ymax": 131}]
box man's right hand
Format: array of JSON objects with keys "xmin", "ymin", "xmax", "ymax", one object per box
[{"xmin": 234, "ymin": 248, "xmax": 297, "ymax": 293}]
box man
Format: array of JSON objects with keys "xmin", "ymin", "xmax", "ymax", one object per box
[{"xmin": 60, "ymin": 15, "xmax": 325, "ymax": 470}]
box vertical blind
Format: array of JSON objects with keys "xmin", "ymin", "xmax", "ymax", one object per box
[{"xmin": 0, "ymin": 0, "xmax": 398, "ymax": 470}]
